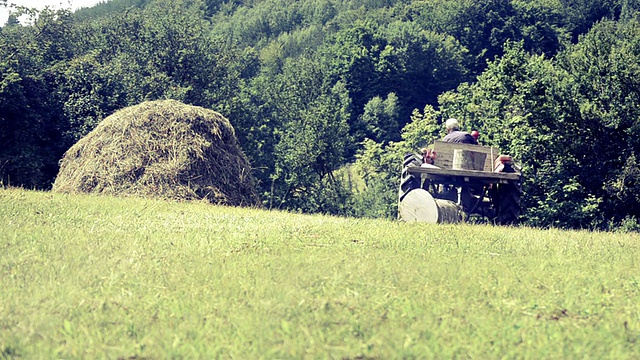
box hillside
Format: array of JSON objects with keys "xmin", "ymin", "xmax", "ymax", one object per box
[{"xmin": 1, "ymin": 188, "xmax": 639, "ymax": 358}]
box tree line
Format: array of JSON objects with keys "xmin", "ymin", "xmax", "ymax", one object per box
[{"xmin": 2, "ymin": 0, "xmax": 640, "ymax": 230}]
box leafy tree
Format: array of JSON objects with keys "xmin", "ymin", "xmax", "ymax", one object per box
[
  {"xmin": 0, "ymin": 7, "xmax": 75, "ymax": 188},
  {"xmin": 257, "ymin": 24, "xmax": 328, "ymax": 76},
  {"xmin": 347, "ymin": 139, "xmax": 399, "ymax": 219},
  {"xmin": 47, "ymin": 51, "xmax": 129, "ymax": 142},
  {"xmin": 359, "ymin": 92, "xmax": 400, "ymax": 143},
  {"xmin": 511, "ymin": 0, "xmax": 569, "ymax": 55},
  {"xmin": 73, "ymin": 0, "xmax": 150, "ymax": 21},
  {"xmin": 266, "ymin": 55, "xmax": 352, "ymax": 212},
  {"xmin": 621, "ymin": 0, "xmax": 640, "ymax": 20},
  {"xmin": 438, "ymin": 26, "xmax": 640, "ymax": 229},
  {"xmin": 438, "ymin": 41, "xmax": 600, "ymax": 228},
  {"xmin": 51, "ymin": 0, "xmax": 246, "ymax": 138},
  {"xmin": 407, "ymin": 0, "xmax": 568, "ymax": 75},
  {"xmin": 3, "ymin": 14, "xmax": 19, "ymax": 27},
  {"xmin": 378, "ymin": 21, "xmax": 468, "ymax": 114},
  {"xmin": 559, "ymin": 19, "xmax": 640, "ymax": 223},
  {"xmin": 210, "ymin": 0, "xmax": 307, "ymax": 46},
  {"xmin": 562, "ymin": 0, "xmax": 621, "ymax": 41},
  {"xmin": 320, "ymin": 21, "xmax": 382, "ymax": 143},
  {"xmin": 322, "ymin": 20, "xmax": 467, "ymax": 153},
  {"xmin": 347, "ymin": 104, "xmax": 441, "ymax": 219}
]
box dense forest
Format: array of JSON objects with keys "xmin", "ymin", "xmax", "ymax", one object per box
[{"xmin": 2, "ymin": 0, "xmax": 640, "ymax": 230}]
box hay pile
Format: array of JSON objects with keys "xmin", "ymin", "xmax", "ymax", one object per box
[{"xmin": 53, "ymin": 100, "xmax": 261, "ymax": 207}]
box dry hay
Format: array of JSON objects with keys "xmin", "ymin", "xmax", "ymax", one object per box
[{"xmin": 53, "ymin": 99, "xmax": 261, "ymax": 207}]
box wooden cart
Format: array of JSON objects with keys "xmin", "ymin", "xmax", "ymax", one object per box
[{"xmin": 398, "ymin": 141, "xmax": 522, "ymax": 224}]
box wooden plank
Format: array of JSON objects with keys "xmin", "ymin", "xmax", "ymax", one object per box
[
  {"xmin": 432, "ymin": 141, "xmax": 499, "ymax": 172},
  {"xmin": 407, "ymin": 165, "xmax": 521, "ymax": 182}
]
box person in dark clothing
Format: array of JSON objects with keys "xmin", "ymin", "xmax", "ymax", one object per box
[
  {"xmin": 442, "ymin": 118, "xmax": 477, "ymax": 144},
  {"xmin": 471, "ymin": 130, "xmax": 480, "ymax": 142}
]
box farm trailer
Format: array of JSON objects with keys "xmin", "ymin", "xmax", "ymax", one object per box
[{"xmin": 398, "ymin": 141, "xmax": 522, "ymax": 225}]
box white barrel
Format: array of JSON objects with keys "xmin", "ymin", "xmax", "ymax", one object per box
[{"xmin": 398, "ymin": 189, "xmax": 462, "ymax": 223}]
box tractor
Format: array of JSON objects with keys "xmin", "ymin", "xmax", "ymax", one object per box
[{"xmin": 398, "ymin": 141, "xmax": 522, "ymax": 225}]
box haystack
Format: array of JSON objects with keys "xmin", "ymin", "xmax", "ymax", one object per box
[{"xmin": 53, "ymin": 100, "xmax": 261, "ymax": 207}]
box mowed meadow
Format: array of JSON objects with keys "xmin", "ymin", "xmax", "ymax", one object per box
[{"xmin": 1, "ymin": 188, "xmax": 639, "ymax": 359}]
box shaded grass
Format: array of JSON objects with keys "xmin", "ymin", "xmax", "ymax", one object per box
[{"xmin": 1, "ymin": 188, "xmax": 639, "ymax": 359}]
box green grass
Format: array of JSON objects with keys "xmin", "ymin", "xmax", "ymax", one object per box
[{"xmin": 1, "ymin": 188, "xmax": 639, "ymax": 359}]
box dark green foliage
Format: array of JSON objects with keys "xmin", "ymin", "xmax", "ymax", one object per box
[
  {"xmin": 320, "ymin": 20, "xmax": 467, "ymax": 151},
  {"xmin": 439, "ymin": 41, "xmax": 601, "ymax": 228},
  {"xmin": 48, "ymin": 52, "xmax": 127, "ymax": 142},
  {"xmin": 561, "ymin": 19, "xmax": 640, "ymax": 224},
  {"xmin": 437, "ymin": 19, "xmax": 640, "ymax": 229},
  {"xmin": 360, "ymin": 93, "xmax": 400, "ymax": 143},
  {"xmin": 563, "ymin": 0, "xmax": 621, "ymax": 41},
  {"xmin": 407, "ymin": 0, "xmax": 567, "ymax": 75},
  {"xmin": 52, "ymin": 0, "xmax": 245, "ymax": 138},
  {"xmin": 346, "ymin": 106, "xmax": 441, "ymax": 219},
  {"xmin": 0, "ymin": 64, "xmax": 55, "ymax": 188},
  {"xmin": 347, "ymin": 140, "xmax": 400, "ymax": 219},
  {"xmin": 263, "ymin": 55, "xmax": 352, "ymax": 211},
  {"xmin": 0, "ymin": 8, "xmax": 76, "ymax": 188},
  {"xmin": 73, "ymin": 0, "xmax": 151, "ymax": 21}
]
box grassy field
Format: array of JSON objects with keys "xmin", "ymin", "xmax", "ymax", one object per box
[{"xmin": 1, "ymin": 188, "xmax": 639, "ymax": 359}]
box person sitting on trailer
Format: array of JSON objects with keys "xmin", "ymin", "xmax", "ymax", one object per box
[
  {"xmin": 471, "ymin": 129, "xmax": 480, "ymax": 143},
  {"xmin": 442, "ymin": 118, "xmax": 477, "ymax": 145}
]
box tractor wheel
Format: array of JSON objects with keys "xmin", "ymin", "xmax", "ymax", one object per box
[
  {"xmin": 493, "ymin": 182, "xmax": 521, "ymax": 225},
  {"xmin": 398, "ymin": 153, "xmax": 423, "ymax": 202},
  {"xmin": 399, "ymin": 172, "xmax": 421, "ymax": 202},
  {"xmin": 403, "ymin": 153, "xmax": 422, "ymax": 167}
]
